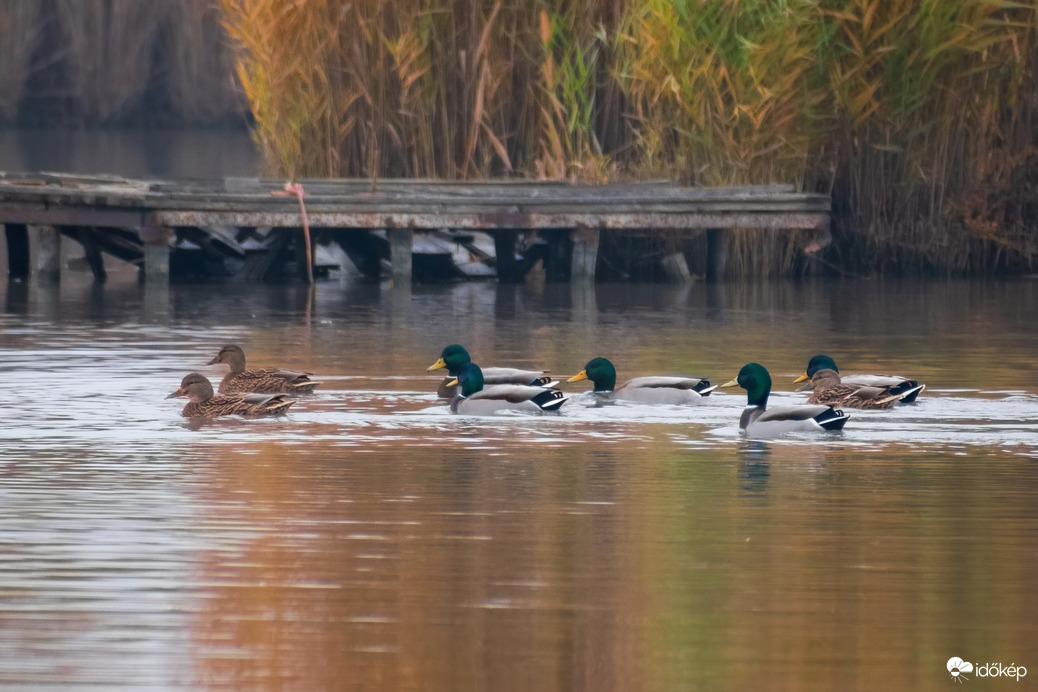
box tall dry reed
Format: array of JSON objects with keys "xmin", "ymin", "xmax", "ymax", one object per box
[
  {"xmin": 0, "ymin": 1, "xmax": 40, "ymax": 122},
  {"xmin": 51, "ymin": 0, "xmax": 165, "ymax": 124},
  {"xmin": 164, "ymin": 0, "xmax": 249, "ymax": 125}
]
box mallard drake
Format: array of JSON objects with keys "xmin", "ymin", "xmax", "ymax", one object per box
[
  {"xmin": 800, "ymin": 368, "xmax": 903, "ymax": 409},
  {"xmin": 794, "ymin": 355, "xmax": 924, "ymax": 403},
  {"xmin": 166, "ymin": 372, "xmax": 294, "ymax": 418},
  {"xmin": 721, "ymin": 362, "xmax": 849, "ymax": 436},
  {"xmin": 428, "ymin": 344, "xmax": 552, "ymax": 398},
  {"xmin": 446, "ymin": 363, "xmax": 567, "ymax": 415},
  {"xmin": 207, "ymin": 344, "xmax": 319, "ymax": 395},
  {"xmin": 566, "ymin": 357, "xmax": 716, "ymax": 405}
]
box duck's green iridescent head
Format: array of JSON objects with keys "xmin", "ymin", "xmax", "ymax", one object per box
[
  {"xmin": 448, "ymin": 362, "xmax": 484, "ymax": 397},
  {"xmin": 806, "ymin": 355, "xmax": 838, "ymax": 377},
  {"xmin": 567, "ymin": 357, "xmax": 616, "ymax": 392},
  {"xmin": 721, "ymin": 362, "xmax": 772, "ymax": 407},
  {"xmin": 794, "ymin": 354, "xmax": 839, "ymax": 384},
  {"xmin": 428, "ymin": 344, "xmax": 472, "ymax": 375}
]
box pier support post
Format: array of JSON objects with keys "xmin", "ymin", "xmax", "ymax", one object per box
[
  {"xmin": 388, "ymin": 227, "xmax": 413, "ymax": 284},
  {"xmin": 706, "ymin": 228, "xmax": 729, "ymax": 282},
  {"xmin": 5, "ymin": 224, "xmax": 30, "ymax": 281},
  {"xmin": 494, "ymin": 230, "xmax": 521, "ymax": 282},
  {"xmin": 570, "ymin": 225, "xmax": 599, "ymax": 283},
  {"xmin": 30, "ymin": 224, "xmax": 61, "ymax": 283},
  {"xmin": 140, "ymin": 226, "xmax": 173, "ymax": 285}
]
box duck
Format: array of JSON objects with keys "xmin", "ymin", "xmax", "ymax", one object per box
[
  {"xmin": 566, "ymin": 356, "xmax": 716, "ymax": 405},
  {"xmin": 428, "ymin": 344, "xmax": 553, "ymax": 398},
  {"xmin": 207, "ymin": 344, "xmax": 319, "ymax": 395},
  {"xmin": 800, "ymin": 368, "xmax": 903, "ymax": 409},
  {"xmin": 794, "ymin": 354, "xmax": 924, "ymax": 403},
  {"xmin": 721, "ymin": 362, "xmax": 849, "ymax": 436},
  {"xmin": 446, "ymin": 363, "xmax": 567, "ymax": 415},
  {"xmin": 166, "ymin": 372, "xmax": 294, "ymax": 418}
]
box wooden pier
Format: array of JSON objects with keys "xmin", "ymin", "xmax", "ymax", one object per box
[{"xmin": 0, "ymin": 173, "xmax": 830, "ymax": 284}]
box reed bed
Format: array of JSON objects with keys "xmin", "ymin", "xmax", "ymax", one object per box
[
  {"xmin": 220, "ymin": 0, "xmax": 1035, "ymax": 275},
  {"xmin": 0, "ymin": 1, "xmax": 1033, "ymax": 273}
]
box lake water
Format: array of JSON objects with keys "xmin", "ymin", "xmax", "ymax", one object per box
[{"xmin": 1, "ymin": 274, "xmax": 1036, "ymax": 691}]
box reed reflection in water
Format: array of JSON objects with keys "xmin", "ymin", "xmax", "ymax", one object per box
[{"xmin": 0, "ymin": 276, "xmax": 1036, "ymax": 690}]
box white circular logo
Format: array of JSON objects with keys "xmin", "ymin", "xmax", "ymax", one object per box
[{"xmin": 947, "ymin": 657, "xmax": 974, "ymax": 682}]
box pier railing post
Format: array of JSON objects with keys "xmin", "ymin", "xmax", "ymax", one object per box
[
  {"xmin": 388, "ymin": 226, "xmax": 413, "ymax": 284},
  {"xmin": 30, "ymin": 224, "xmax": 61, "ymax": 283},
  {"xmin": 140, "ymin": 226, "xmax": 173, "ymax": 285},
  {"xmin": 570, "ymin": 224, "xmax": 599, "ymax": 283}
]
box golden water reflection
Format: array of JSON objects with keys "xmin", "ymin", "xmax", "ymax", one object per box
[{"xmin": 185, "ymin": 435, "xmax": 1037, "ymax": 691}]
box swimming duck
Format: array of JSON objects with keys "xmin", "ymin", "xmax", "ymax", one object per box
[
  {"xmin": 428, "ymin": 344, "xmax": 552, "ymax": 398},
  {"xmin": 721, "ymin": 362, "xmax": 849, "ymax": 436},
  {"xmin": 800, "ymin": 368, "xmax": 903, "ymax": 409},
  {"xmin": 166, "ymin": 372, "xmax": 294, "ymax": 418},
  {"xmin": 446, "ymin": 363, "xmax": 567, "ymax": 415},
  {"xmin": 794, "ymin": 355, "xmax": 924, "ymax": 403},
  {"xmin": 207, "ymin": 345, "xmax": 319, "ymax": 395},
  {"xmin": 566, "ymin": 357, "xmax": 716, "ymax": 405}
]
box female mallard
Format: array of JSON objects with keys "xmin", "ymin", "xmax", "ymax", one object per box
[
  {"xmin": 207, "ymin": 345, "xmax": 319, "ymax": 395},
  {"xmin": 446, "ymin": 363, "xmax": 567, "ymax": 415},
  {"xmin": 166, "ymin": 372, "xmax": 294, "ymax": 418},
  {"xmin": 794, "ymin": 354, "xmax": 924, "ymax": 403},
  {"xmin": 800, "ymin": 368, "xmax": 903, "ymax": 409},
  {"xmin": 428, "ymin": 344, "xmax": 552, "ymax": 398},
  {"xmin": 721, "ymin": 362, "xmax": 849, "ymax": 436},
  {"xmin": 566, "ymin": 357, "xmax": 716, "ymax": 405}
]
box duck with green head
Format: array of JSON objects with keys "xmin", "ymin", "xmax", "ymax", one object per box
[
  {"xmin": 446, "ymin": 362, "xmax": 567, "ymax": 415},
  {"xmin": 207, "ymin": 345, "xmax": 319, "ymax": 395},
  {"xmin": 799, "ymin": 368, "xmax": 905, "ymax": 409},
  {"xmin": 722, "ymin": 362, "xmax": 849, "ymax": 436},
  {"xmin": 428, "ymin": 344, "xmax": 553, "ymax": 398},
  {"xmin": 794, "ymin": 354, "xmax": 924, "ymax": 403},
  {"xmin": 566, "ymin": 357, "xmax": 716, "ymax": 405},
  {"xmin": 166, "ymin": 372, "xmax": 295, "ymax": 418}
]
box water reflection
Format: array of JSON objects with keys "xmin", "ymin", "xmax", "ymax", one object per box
[
  {"xmin": 736, "ymin": 440, "xmax": 772, "ymax": 497},
  {"xmin": 0, "ymin": 277, "xmax": 1036, "ymax": 689}
]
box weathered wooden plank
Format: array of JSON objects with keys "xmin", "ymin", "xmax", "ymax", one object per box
[
  {"xmin": 152, "ymin": 210, "xmax": 829, "ymax": 231},
  {"xmin": 0, "ymin": 204, "xmax": 150, "ymax": 227}
]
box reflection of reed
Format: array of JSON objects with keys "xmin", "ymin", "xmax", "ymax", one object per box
[{"xmin": 189, "ymin": 440, "xmax": 659, "ymax": 690}]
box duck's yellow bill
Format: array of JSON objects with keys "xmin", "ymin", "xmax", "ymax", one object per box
[
  {"xmin": 566, "ymin": 370, "xmax": 588, "ymax": 383},
  {"xmin": 720, "ymin": 377, "xmax": 740, "ymax": 388},
  {"xmin": 445, "ymin": 377, "xmax": 459, "ymax": 387},
  {"xmin": 793, "ymin": 372, "xmax": 809, "ymax": 384},
  {"xmin": 427, "ymin": 357, "xmax": 447, "ymax": 372}
]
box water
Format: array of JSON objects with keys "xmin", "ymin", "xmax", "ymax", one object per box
[{"xmin": 1, "ymin": 275, "xmax": 1036, "ymax": 691}]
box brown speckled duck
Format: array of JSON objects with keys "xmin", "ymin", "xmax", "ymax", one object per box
[
  {"xmin": 801, "ymin": 368, "xmax": 903, "ymax": 409},
  {"xmin": 166, "ymin": 372, "xmax": 294, "ymax": 418},
  {"xmin": 207, "ymin": 344, "xmax": 319, "ymax": 395},
  {"xmin": 794, "ymin": 354, "xmax": 924, "ymax": 404}
]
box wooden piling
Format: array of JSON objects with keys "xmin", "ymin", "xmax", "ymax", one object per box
[
  {"xmin": 78, "ymin": 227, "xmax": 107, "ymax": 283},
  {"xmin": 706, "ymin": 228, "xmax": 729, "ymax": 282},
  {"xmin": 388, "ymin": 227, "xmax": 413, "ymax": 283},
  {"xmin": 570, "ymin": 225, "xmax": 599, "ymax": 282},
  {"xmin": 31, "ymin": 224, "xmax": 61, "ymax": 283},
  {"xmin": 139, "ymin": 226, "xmax": 172, "ymax": 284},
  {"xmin": 4, "ymin": 224, "xmax": 30, "ymax": 281}
]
